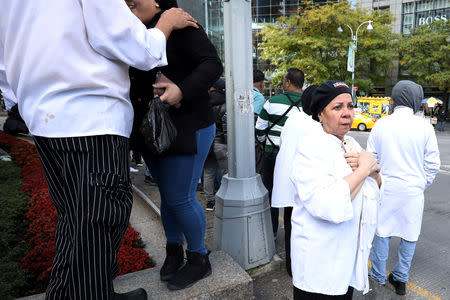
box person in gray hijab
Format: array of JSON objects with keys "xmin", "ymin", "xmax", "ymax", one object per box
[
  {"xmin": 391, "ymin": 80, "xmax": 423, "ymax": 113},
  {"xmin": 366, "ymin": 80, "xmax": 440, "ymax": 296}
]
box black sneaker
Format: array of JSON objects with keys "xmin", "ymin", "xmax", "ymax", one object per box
[
  {"xmin": 167, "ymin": 250, "xmax": 212, "ymax": 290},
  {"xmin": 144, "ymin": 175, "xmax": 156, "ymax": 185},
  {"xmin": 206, "ymin": 200, "xmax": 215, "ymax": 211},
  {"xmin": 388, "ymin": 273, "xmax": 406, "ymax": 295},
  {"xmin": 160, "ymin": 243, "xmax": 184, "ymax": 281},
  {"xmin": 113, "ymin": 288, "xmax": 147, "ymax": 300}
]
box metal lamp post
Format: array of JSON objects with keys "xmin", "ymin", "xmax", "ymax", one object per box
[
  {"xmin": 338, "ymin": 20, "xmax": 373, "ymax": 98},
  {"xmin": 212, "ymin": 0, "xmax": 275, "ymax": 270}
]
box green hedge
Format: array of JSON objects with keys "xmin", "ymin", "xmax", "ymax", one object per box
[{"xmin": 0, "ymin": 160, "xmax": 31, "ymax": 299}]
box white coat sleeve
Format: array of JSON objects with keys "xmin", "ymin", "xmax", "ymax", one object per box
[
  {"xmin": 0, "ymin": 45, "xmax": 18, "ymax": 110},
  {"xmin": 290, "ymin": 135, "xmax": 354, "ymax": 224},
  {"xmin": 79, "ymin": 0, "xmax": 167, "ymax": 71},
  {"xmin": 423, "ymin": 128, "xmax": 440, "ymax": 187},
  {"xmin": 366, "ymin": 126, "xmax": 378, "ymax": 160}
]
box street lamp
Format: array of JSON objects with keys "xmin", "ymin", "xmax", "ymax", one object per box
[{"xmin": 338, "ymin": 20, "xmax": 373, "ymax": 98}]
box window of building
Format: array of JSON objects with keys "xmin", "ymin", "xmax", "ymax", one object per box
[
  {"xmin": 401, "ymin": 0, "xmax": 449, "ymax": 35},
  {"xmin": 402, "ymin": 14, "xmax": 415, "ymax": 34},
  {"xmin": 416, "ymin": 0, "xmax": 434, "ymax": 12},
  {"xmin": 435, "ymin": 0, "xmax": 448, "ymax": 9},
  {"xmin": 403, "ymin": 2, "xmax": 415, "ymax": 14}
]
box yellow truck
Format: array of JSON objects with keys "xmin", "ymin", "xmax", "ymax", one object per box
[{"xmin": 356, "ymin": 97, "xmax": 393, "ymax": 120}]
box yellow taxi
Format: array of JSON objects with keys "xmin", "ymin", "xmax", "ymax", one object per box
[{"xmin": 352, "ymin": 113, "xmax": 376, "ymax": 131}]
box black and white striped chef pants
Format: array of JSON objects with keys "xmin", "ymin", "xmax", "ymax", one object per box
[{"xmin": 34, "ymin": 135, "xmax": 133, "ymax": 300}]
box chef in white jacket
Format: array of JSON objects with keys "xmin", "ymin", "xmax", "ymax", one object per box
[
  {"xmin": 272, "ymin": 85, "xmax": 320, "ymax": 276},
  {"xmin": 367, "ymin": 80, "xmax": 440, "ymax": 296},
  {"xmin": 0, "ymin": 2, "xmax": 198, "ymax": 299},
  {"xmin": 290, "ymin": 81, "xmax": 382, "ymax": 299}
]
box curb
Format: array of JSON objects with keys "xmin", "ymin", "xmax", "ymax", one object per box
[{"xmin": 132, "ymin": 185, "xmax": 160, "ymax": 216}]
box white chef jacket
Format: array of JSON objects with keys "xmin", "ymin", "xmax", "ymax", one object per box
[
  {"xmin": 272, "ymin": 110, "xmax": 322, "ymax": 208},
  {"xmin": 290, "ymin": 131, "xmax": 380, "ymax": 295},
  {"xmin": 367, "ymin": 106, "xmax": 440, "ymax": 241},
  {"xmin": 0, "ymin": 0, "xmax": 167, "ymax": 138}
]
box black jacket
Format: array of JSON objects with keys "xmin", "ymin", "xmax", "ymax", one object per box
[
  {"xmin": 129, "ymin": 12, "xmax": 223, "ymax": 156},
  {"xmin": 437, "ymin": 109, "xmax": 447, "ymax": 122},
  {"xmin": 209, "ymin": 89, "xmax": 227, "ymax": 145},
  {"xmin": 3, "ymin": 104, "xmax": 29, "ymax": 135}
]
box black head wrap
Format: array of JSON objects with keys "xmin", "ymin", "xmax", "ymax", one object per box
[
  {"xmin": 155, "ymin": 0, "xmax": 178, "ymax": 10},
  {"xmin": 310, "ymin": 80, "xmax": 352, "ymax": 121},
  {"xmin": 391, "ymin": 80, "xmax": 423, "ymax": 114},
  {"xmin": 301, "ymin": 85, "xmax": 318, "ymax": 116}
]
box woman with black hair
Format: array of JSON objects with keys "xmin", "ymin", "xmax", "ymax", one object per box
[
  {"xmin": 125, "ymin": 0, "xmax": 223, "ymax": 291},
  {"xmin": 289, "ymin": 81, "xmax": 382, "ymax": 299}
]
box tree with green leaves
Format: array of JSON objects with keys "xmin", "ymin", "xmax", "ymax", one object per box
[
  {"xmin": 258, "ymin": 1, "xmax": 399, "ymax": 94},
  {"xmin": 399, "ymin": 20, "xmax": 449, "ymax": 98}
]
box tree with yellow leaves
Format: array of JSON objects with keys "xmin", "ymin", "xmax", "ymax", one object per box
[{"xmin": 259, "ymin": 1, "xmax": 399, "ymax": 94}]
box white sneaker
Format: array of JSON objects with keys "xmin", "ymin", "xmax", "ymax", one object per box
[{"xmin": 130, "ymin": 167, "xmax": 139, "ymax": 173}]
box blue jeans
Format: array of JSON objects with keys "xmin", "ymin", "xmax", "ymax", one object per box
[
  {"xmin": 437, "ymin": 121, "xmax": 445, "ymax": 131},
  {"xmin": 370, "ymin": 235, "xmax": 417, "ymax": 283},
  {"xmin": 144, "ymin": 124, "xmax": 215, "ymax": 254}
]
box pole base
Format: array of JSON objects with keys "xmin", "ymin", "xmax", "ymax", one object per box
[{"xmin": 213, "ymin": 174, "xmax": 275, "ymax": 270}]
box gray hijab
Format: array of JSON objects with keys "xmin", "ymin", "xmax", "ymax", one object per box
[{"xmin": 391, "ymin": 80, "xmax": 423, "ymax": 114}]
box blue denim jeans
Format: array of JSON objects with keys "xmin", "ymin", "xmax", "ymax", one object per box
[
  {"xmin": 437, "ymin": 121, "xmax": 445, "ymax": 131},
  {"xmin": 370, "ymin": 235, "xmax": 417, "ymax": 283},
  {"xmin": 144, "ymin": 124, "xmax": 215, "ymax": 254}
]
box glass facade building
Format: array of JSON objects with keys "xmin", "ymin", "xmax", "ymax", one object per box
[
  {"xmin": 402, "ymin": 0, "xmax": 449, "ymax": 34},
  {"xmin": 205, "ymin": 0, "xmax": 338, "ymax": 69}
]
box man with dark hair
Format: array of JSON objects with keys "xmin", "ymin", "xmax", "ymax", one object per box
[
  {"xmin": 285, "ymin": 68, "xmax": 305, "ymax": 90},
  {"xmin": 253, "ymin": 69, "xmax": 267, "ymax": 173},
  {"xmin": 253, "ymin": 69, "xmax": 267, "ymax": 115},
  {"xmin": 255, "ymin": 68, "xmax": 304, "ymax": 239}
]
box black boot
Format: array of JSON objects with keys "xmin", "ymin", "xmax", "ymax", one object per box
[
  {"xmin": 388, "ymin": 273, "xmax": 406, "ymax": 295},
  {"xmin": 160, "ymin": 243, "xmax": 184, "ymax": 281},
  {"xmin": 113, "ymin": 288, "xmax": 147, "ymax": 300},
  {"xmin": 167, "ymin": 250, "xmax": 212, "ymax": 290}
]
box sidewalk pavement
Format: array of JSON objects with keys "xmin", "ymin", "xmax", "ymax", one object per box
[
  {"xmin": 132, "ymin": 163, "xmax": 449, "ymax": 300},
  {"xmin": 130, "ymin": 165, "xmax": 433, "ymax": 300},
  {"xmin": 6, "ymin": 122, "xmax": 447, "ymax": 299}
]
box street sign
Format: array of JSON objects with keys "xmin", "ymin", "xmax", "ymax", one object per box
[
  {"xmin": 353, "ymin": 86, "xmax": 358, "ymax": 91},
  {"xmin": 347, "ymin": 41, "xmax": 355, "ymax": 73}
]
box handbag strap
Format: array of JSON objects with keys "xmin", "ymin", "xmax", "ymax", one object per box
[{"xmin": 266, "ymin": 94, "xmax": 301, "ymax": 150}]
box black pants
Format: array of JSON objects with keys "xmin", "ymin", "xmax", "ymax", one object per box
[
  {"xmin": 284, "ymin": 206, "xmax": 293, "ymax": 276},
  {"xmin": 34, "ymin": 135, "xmax": 133, "ymax": 300},
  {"xmin": 294, "ymin": 286, "xmax": 354, "ymax": 300},
  {"xmin": 261, "ymin": 151, "xmax": 279, "ymax": 235}
]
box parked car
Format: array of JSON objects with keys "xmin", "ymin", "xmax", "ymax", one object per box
[{"xmin": 352, "ymin": 113, "xmax": 376, "ymax": 131}]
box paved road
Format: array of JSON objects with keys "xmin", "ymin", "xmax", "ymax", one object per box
[
  {"xmin": 349, "ymin": 130, "xmax": 450, "ymax": 300},
  {"xmin": 255, "ymin": 130, "xmax": 450, "ymax": 300}
]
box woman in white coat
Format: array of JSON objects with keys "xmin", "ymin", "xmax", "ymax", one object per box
[
  {"xmin": 290, "ymin": 80, "xmax": 382, "ymax": 299},
  {"xmin": 367, "ymin": 80, "xmax": 440, "ymax": 295}
]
